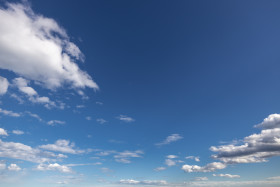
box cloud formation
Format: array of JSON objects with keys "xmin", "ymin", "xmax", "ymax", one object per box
[
  {"xmin": 36, "ymin": 163, "xmax": 72, "ymax": 173},
  {"xmin": 117, "ymin": 115, "xmax": 135, "ymax": 123},
  {"xmin": 213, "ymin": 173, "xmax": 240, "ymax": 178},
  {"xmin": 0, "ymin": 2, "xmax": 98, "ymax": 90},
  {"xmin": 210, "ymin": 114, "xmax": 280, "ymax": 164},
  {"xmin": 181, "ymin": 162, "xmax": 226, "ymax": 173},
  {"xmin": 39, "ymin": 139, "xmax": 84, "ymax": 154},
  {"xmin": 155, "ymin": 134, "xmax": 183, "ymax": 146},
  {"xmin": 0, "ymin": 128, "xmax": 8, "ymax": 136},
  {"xmin": 0, "ymin": 76, "xmax": 9, "ymax": 95}
]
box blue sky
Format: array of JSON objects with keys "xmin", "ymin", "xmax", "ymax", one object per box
[{"xmin": 0, "ymin": 0, "xmax": 280, "ymax": 186}]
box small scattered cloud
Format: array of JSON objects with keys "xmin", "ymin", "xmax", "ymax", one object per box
[
  {"xmin": 36, "ymin": 163, "xmax": 73, "ymax": 173},
  {"xmin": 0, "ymin": 76, "xmax": 9, "ymax": 95},
  {"xmin": 155, "ymin": 134, "xmax": 183, "ymax": 146},
  {"xmin": 0, "ymin": 128, "xmax": 8, "ymax": 136},
  {"xmin": 85, "ymin": 116, "xmax": 91, "ymax": 121},
  {"xmin": 213, "ymin": 174, "xmax": 240, "ymax": 178},
  {"xmin": 182, "ymin": 162, "xmax": 226, "ymax": 173},
  {"xmin": 119, "ymin": 179, "xmax": 167, "ymax": 185},
  {"xmin": 117, "ymin": 115, "xmax": 135, "ymax": 123},
  {"xmin": 76, "ymin": 105, "xmax": 85, "ymax": 108},
  {"xmin": 0, "ymin": 107, "xmax": 21, "ymax": 117},
  {"xmin": 47, "ymin": 120, "xmax": 65, "ymax": 126},
  {"xmin": 96, "ymin": 118, "xmax": 107, "ymax": 124},
  {"xmin": 166, "ymin": 155, "xmax": 178, "ymax": 159},
  {"xmin": 114, "ymin": 150, "xmax": 144, "ymax": 164},
  {"xmin": 39, "ymin": 139, "xmax": 84, "ymax": 154},
  {"xmin": 96, "ymin": 102, "xmax": 103, "ymax": 105},
  {"xmin": 165, "ymin": 159, "xmax": 176, "ymax": 166},
  {"xmin": 267, "ymin": 176, "xmax": 280, "ymax": 181},
  {"xmin": 154, "ymin": 167, "xmax": 166, "ymax": 172},
  {"xmin": 7, "ymin": 164, "xmax": 21, "ymax": 171},
  {"xmin": 193, "ymin": 177, "xmax": 208, "ymax": 181},
  {"xmin": 12, "ymin": 130, "xmax": 24, "ymax": 135},
  {"xmin": 186, "ymin": 156, "xmax": 200, "ymax": 162}
]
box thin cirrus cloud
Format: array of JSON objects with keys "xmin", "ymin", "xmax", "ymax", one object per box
[
  {"xmin": 213, "ymin": 173, "xmax": 240, "ymax": 178},
  {"xmin": 0, "ymin": 2, "xmax": 98, "ymax": 90},
  {"xmin": 117, "ymin": 115, "xmax": 135, "ymax": 123},
  {"xmin": 155, "ymin": 134, "xmax": 183, "ymax": 146},
  {"xmin": 0, "ymin": 107, "xmax": 21, "ymax": 117}
]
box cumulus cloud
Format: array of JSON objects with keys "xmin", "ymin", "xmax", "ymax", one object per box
[
  {"xmin": 181, "ymin": 162, "xmax": 226, "ymax": 173},
  {"xmin": 213, "ymin": 173, "xmax": 240, "ymax": 178},
  {"xmin": 0, "ymin": 107, "xmax": 21, "ymax": 117},
  {"xmin": 0, "ymin": 2, "xmax": 98, "ymax": 90},
  {"xmin": 12, "ymin": 130, "xmax": 24, "ymax": 135},
  {"xmin": 0, "ymin": 128, "xmax": 8, "ymax": 136},
  {"xmin": 165, "ymin": 159, "xmax": 176, "ymax": 166},
  {"xmin": 36, "ymin": 163, "xmax": 72, "ymax": 173},
  {"xmin": 117, "ymin": 115, "xmax": 135, "ymax": 123},
  {"xmin": 210, "ymin": 115, "xmax": 280, "ymax": 164},
  {"xmin": 0, "ymin": 76, "xmax": 9, "ymax": 95},
  {"xmin": 254, "ymin": 114, "xmax": 280, "ymax": 129},
  {"xmin": 39, "ymin": 139, "xmax": 84, "ymax": 154},
  {"xmin": 7, "ymin": 164, "xmax": 21, "ymax": 171},
  {"xmin": 0, "ymin": 139, "xmax": 59, "ymax": 163},
  {"xmin": 155, "ymin": 134, "xmax": 183, "ymax": 146}
]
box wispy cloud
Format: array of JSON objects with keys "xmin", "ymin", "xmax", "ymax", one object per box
[
  {"xmin": 117, "ymin": 115, "xmax": 135, "ymax": 123},
  {"xmin": 0, "ymin": 107, "xmax": 21, "ymax": 117},
  {"xmin": 213, "ymin": 173, "xmax": 240, "ymax": 178},
  {"xmin": 47, "ymin": 120, "xmax": 65, "ymax": 126},
  {"xmin": 39, "ymin": 139, "xmax": 84, "ymax": 154},
  {"xmin": 0, "ymin": 128, "xmax": 8, "ymax": 136},
  {"xmin": 96, "ymin": 118, "xmax": 107, "ymax": 124},
  {"xmin": 12, "ymin": 130, "xmax": 24, "ymax": 135},
  {"xmin": 0, "ymin": 76, "xmax": 9, "ymax": 95},
  {"xmin": 155, "ymin": 134, "xmax": 183, "ymax": 146},
  {"xmin": 36, "ymin": 163, "xmax": 73, "ymax": 173}
]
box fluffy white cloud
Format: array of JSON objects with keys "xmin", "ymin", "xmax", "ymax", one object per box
[
  {"xmin": 0, "ymin": 76, "xmax": 9, "ymax": 95},
  {"xmin": 36, "ymin": 163, "xmax": 72, "ymax": 173},
  {"xmin": 0, "ymin": 107, "xmax": 21, "ymax": 117},
  {"xmin": 47, "ymin": 120, "xmax": 65, "ymax": 126},
  {"xmin": 213, "ymin": 173, "xmax": 240, "ymax": 178},
  {"xmin": 39, "ymin": 139, "xmax": 84, "ymax": 154},
  {"xmin": 7, "ymin": 163, "xmax": 21, "ymax": 171},
  {"xmin": 155, "ymin": 134, "xmax": 183, "ymax": 146},
  {"xmin": 165, "ymin": 159, "xmax": 176, "ymax": 166},
  {"xmin": 255, "ymin": 114, "xmax": 280, "ymax": 129},
  {"xmin": 210, "ymin": 127, "xmax": 280, "ymax": 164},
  {"xmin": 0, "ymin": 3, "xmax": 98, "ymax": 90},
  {"xmin": 181, "ymin": 162, "xmax": 226, "ymax": 173},
  {"xmin": 167, "ymin": 155, "xmax": 178, "ymax": 159},
  {"xmin": 0, "ymin": 128, "xmax": 8, "ymax": 136},
  {"xmin": 117, "ymin": 115, "xmax": 135, "ymax": 123},
  {"xmin": 12, "ymin": 130, "xmax": 24, "ymax": 135},
  {"xmin": 0, "ymin": 139, "xmax": 58, "ymax": 163}
]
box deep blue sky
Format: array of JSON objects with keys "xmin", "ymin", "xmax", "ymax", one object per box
[{"xmin": 0, "ymin": 0, "xmax": 280, "ymax": 186}]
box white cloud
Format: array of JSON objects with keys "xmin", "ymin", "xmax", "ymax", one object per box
[
  {"xmin": 119, "ymin": 179, "xmax": 168, "ymax": 185},
  {"xmin": 36, "ymin": 163, "xmax": 72, "ymax": 173},
  {"xmin": 186, "ymin": 156, "xmax": 200, "ymax": 162},
  {"xmin": 0, "ymin": 76, "xmax": 9, "ymax": 95},
  {"xmin": 96, "ymin": 118, "xmax": 107, "ymax": 124},
  {"xmin": 85, "ymin": 116, "xmax": 91, "ymax": 120},
  {"xmin": 267, "ymin": 176, "xmax": 280, "ymax": 181},
  {"xmin": 0, "ymin": 107, "xmax": 21, "ymax": 117},
  {"xmin": 213, "ymin": 174, "xmax": 240, "ymax": 178},
  {"xmin": 117, "ymin": 115, "xmax": 135, "ymax": 123},
  {"xmin": 0, "ymin": 162, "xmax": 6, "ymax": 170},
  {"xmin": 167, "ymin": 155, "xmax": 178, "ymax": 159},
  {"xmin": 165, "ymin": 159, "xmax": 176, "ymax": 166},
  {"xmin": 0, "ymin": 128, "xmax": 8, "ymax": 136},
  {"xmin": 154, "ymin": 167, "xmax": 166, "ymax": 172},
  {"xmin": 12, "ymin": 130, "xmax": 24, "ymax": 135},
  {"xmin": 47, "ymin": 120, "xmax": 65, "ymax": 126},
  {"xmin": 0, "ymin": 139, "xmax": 56, "ymax": 163},
  {"xmin": 101, "ymin": 167, "xmax": 113, "ymax": 173},
  {"xmin": 181, "ymin": 162, "xmax": 226, "ymax": 173},
  {"xmin": 7, "ymin": 163, "xmax": 21, "ymax": 171},
  {"xmin": 0, "ymin": 2, "xmax": 98, "ymax": 90},
  {"xmin": 255, "ymin": 114, "xmax": 280, "ymax": 129},
  {"xmin": 114, "ymin": 150, "xmax": 143, "ymax": 164},
  {"xmin": 39, "ymin": 139, "xmax": 84, "ymax": 154},
  {"xmin": 96, "ymin": 101, "xmax": 103, "ymax": 105},
  {"xmin": 25, "ymin": 111, "xmax": 43, "ymax": 121},
  {"xmin": 194, "ymin": 177, "xmax": 208, "ymax": 181},
  {"xmin": 155, "ymin": 134, "xmax": 183, "ymax": 146},
  {"xmin": 76, "ymin": 105, "xmax": 85, "ymax": 108}
]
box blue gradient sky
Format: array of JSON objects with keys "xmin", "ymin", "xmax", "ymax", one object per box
[{"xmin": 0, "ymin": 0, "xmax": 280, "ymax": 186}]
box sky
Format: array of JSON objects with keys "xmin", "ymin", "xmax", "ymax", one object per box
[{"xmin": 0, "ymin": 0, "xmax": 280, "ymax": 186}]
